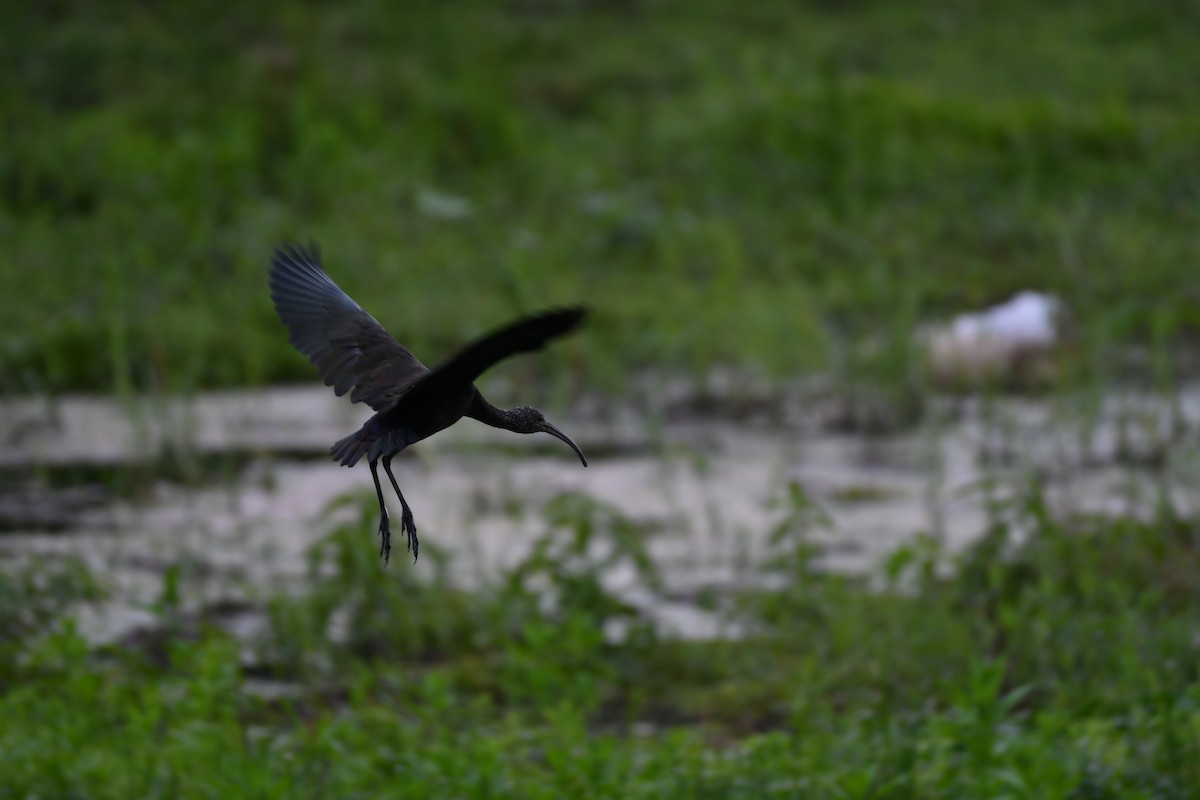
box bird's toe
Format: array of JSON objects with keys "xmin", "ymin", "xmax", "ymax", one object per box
[
  {"xmin": 378, "ymin": 513, "xmax": 392, "ymax": 565},
  {"xmin": 400, "ymin": 512, "xmax": 418, "ymax": 562}
]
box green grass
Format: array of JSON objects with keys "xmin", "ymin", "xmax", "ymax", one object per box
[
  {"xmin": 2, "ymin": 482, "xmax": 1199, "ymax": 798},
  {"xmin": 2, "ymin": 0, "xmax": 1199, "ymax": 397}
]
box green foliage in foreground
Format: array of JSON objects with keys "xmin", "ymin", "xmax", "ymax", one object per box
[
  {"xmin": 3, "ymin": 0, "xmax": 1200, "ymax": 396},
  {"xmin": 2, "ymin": 485, "xmax": 1199, "ymax": 798}
]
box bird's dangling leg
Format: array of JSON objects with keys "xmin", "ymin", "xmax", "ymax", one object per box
[
  {"xmin": 382, "ymin": 455, "xmax": 419, "ymax": 562},
  {"xmin": 368, "ymin": 458, "xmax": 392, "ymax": 564}
]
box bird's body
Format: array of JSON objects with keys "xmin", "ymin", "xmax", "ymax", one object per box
[
  {"xmin": 269, "ymin": 243, "xmax": 587, "ymax": 563},
  {"xmin": 329, "ymin": 384, "xmax": 516, "ymax": 467}
]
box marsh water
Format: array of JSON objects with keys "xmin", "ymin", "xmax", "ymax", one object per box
[{"xmin": 3, "ymin": 382, "xmax": 1199, "ymax": 643}]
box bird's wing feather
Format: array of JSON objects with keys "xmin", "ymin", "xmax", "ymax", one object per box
[
  {"xmin": 396, "ymin": 307, "xmax": 587, "ymax": 411},
  {"xmin": 269, "ymin": 243, "xmax": 430, "ymax": 411}
]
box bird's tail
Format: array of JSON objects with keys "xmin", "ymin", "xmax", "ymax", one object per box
[
  {"xmin": 331, "ymin": 429, "xmax": 373, "ymax": 467},
  {"xmin": 330, "ymin": 424, "xmax": 405, "ymax": 467}
]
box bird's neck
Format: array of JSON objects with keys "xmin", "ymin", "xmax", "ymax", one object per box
[{"xmin": 465, "ymin": 391, "xmax": 518, "ymax": 432}]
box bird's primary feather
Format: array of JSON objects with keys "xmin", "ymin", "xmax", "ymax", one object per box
[
  {"xmin": 269, "ymin": 244, "xmax": 430, "ymax": 411},
  {"xmin": 393, "ymin": 307, "xmax": 587, "ymax": 414}
]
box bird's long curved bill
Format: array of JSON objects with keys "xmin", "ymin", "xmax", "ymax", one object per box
[{"xmin": 540, "ymin": 422, "xmax": 588, "ymax": 467}]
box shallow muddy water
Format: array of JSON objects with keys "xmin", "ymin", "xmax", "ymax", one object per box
[{"xmin": 2, "ymin": 384, "xmax": 1199, "ymax": 641}]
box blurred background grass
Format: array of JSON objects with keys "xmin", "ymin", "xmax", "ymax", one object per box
[{"xmin": 3, "ymin": 0, "xmax": 1198, "ymax": 397}]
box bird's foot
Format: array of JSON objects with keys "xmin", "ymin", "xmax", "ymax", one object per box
[
  {"xmin": 378, "ymin": 512, "xmax": 392, "ymax": 565},
  {"xmin": 401, "ymin": 508, "xmax": 418, "ymax": 563}
]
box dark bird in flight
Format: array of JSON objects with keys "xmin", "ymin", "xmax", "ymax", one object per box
[{"xmin": 269, "ymin": 243, "xmax": 588, "ymax": 564}]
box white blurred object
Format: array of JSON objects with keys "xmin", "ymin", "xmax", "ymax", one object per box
[
  {"xmin": 949, "ymin": 291, "xmax": 1058, "ymax": 347},
  {"xmin": 926, "ymin": 291, "xmax": 1060, "ymax": 385}
]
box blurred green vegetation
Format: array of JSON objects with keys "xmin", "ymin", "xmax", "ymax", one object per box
[
  {"xmin": 3, "ymin": 481, "xmax": 1199, "ymax": 797},
  {"xmin": 2, "ymin": 0, "xmax": 1199, "ymax": 396}
]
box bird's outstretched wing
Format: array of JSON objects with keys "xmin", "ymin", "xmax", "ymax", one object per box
[
  {"xmin": 396, "ymin": 307, "xmax": 587, "ymax": 411},
  {"xmin": 269, "ymin": 243, "xmax": 430, "ymax": 411}
]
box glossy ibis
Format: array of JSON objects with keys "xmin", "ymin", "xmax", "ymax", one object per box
[{"xmin": 269, "ymin": 243, "xmax": 587, "ymax": 564}]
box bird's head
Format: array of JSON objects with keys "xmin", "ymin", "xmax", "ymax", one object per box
[{"xmin": 508, "ymin": 406, "xmax": 588, "ymax": 467}]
